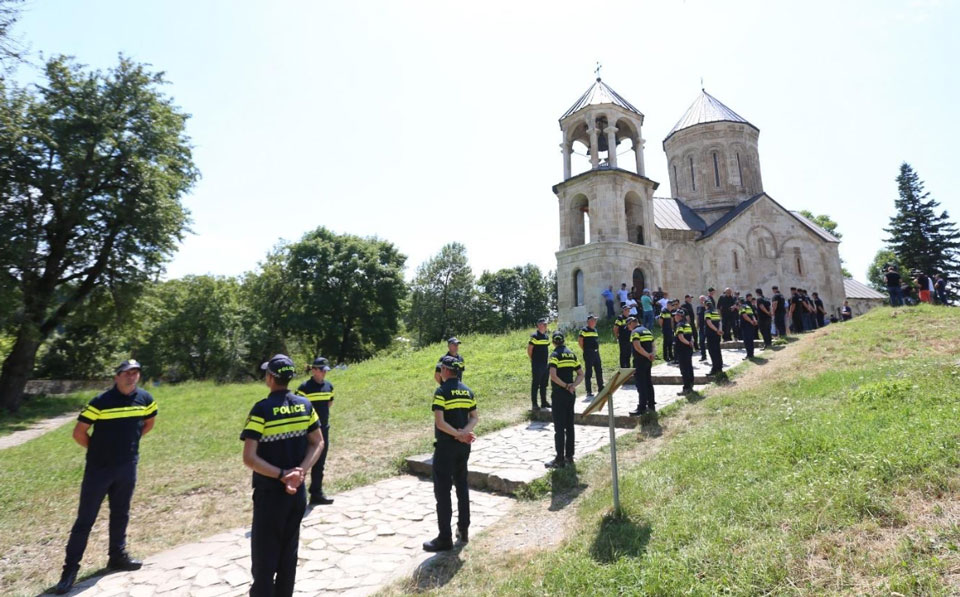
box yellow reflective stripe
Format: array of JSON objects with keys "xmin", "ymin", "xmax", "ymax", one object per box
[
  {"xmin": 548, "ymin": 357, "xmax": 560, "ymax": 365},
  {"xmin": 299, "ymin": 391, "xmax": 333, "ymax": 401},
  {"xmin": 579, "ymin": 331, "xmax": 598, "ymax": 337},
  {"xmin": 244, "ymin": 419, "xmax": 265, "ymax": 434},
  {"xmin": 529, "ymin": 338, "xmax": 550, "ymax": 345},
  {"xmin": 80, "ymin": 406, "xmax": 100, "ymax": 421},
  {"xmin": 432, "ymin": 398, "xmax": 446, "ymax": 408},
  {"xmin": 309, "ymin": 409, "xmax": 319, "ymax": 426},
  {"xmin": 263, "ymin": 415, "xmax": 311, "ymax": 429},
  {"xmin": 631, "ymin": 333, "xmax": 653, "ymax": 342},
  {"xmin": 614, "ymin": 319, "xmax": 626, "ymax": 326},
  {"xmin": 554, "ymin": 361, "xmax": 580, "ymax": 368},
  {"xmin": 95, "ymin": 405, "xmax": 156, "ymax": 420},
  {"xmin": 442, "ymin": 399, "xmax": 476, "ymax": 409},
  {"xmin": 262, "ymin": 418, "xmax": 313, "ymax": 437},
  {"xmin": 248, "ymin": 415, "xmax": 265, "ymax": 424}
]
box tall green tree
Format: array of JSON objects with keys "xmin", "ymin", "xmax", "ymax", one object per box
[
  {"xmin": 239, "ymin": 247, "xmax": 297, "ymax": 373},
  {"xmin": 0, "ymin": 56, "xmax": 198, "ymax": 410},
  {"xmin": 285, "ymin": 227, "xmax": 407, "ymax": 363},
  {"xmin": 866, "ymin": 249, "xmax": 910, "ymax": 292},
  {"xmin": 885, "ymin": 163, "xmax": 960, "ymax": 278},
  {"xmin": 407, "ymin": 243, "xmax": 474, "ymax": 345},
  {"xmin": 0, "ymin": 0, "xmax": 24, "ymax": 68},
  {"xmin": 476, "ymin": 264, "xmax": 551, "ymax": 331}
]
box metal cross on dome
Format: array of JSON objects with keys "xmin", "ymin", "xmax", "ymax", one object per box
[{"xmin": 595, "ymin": 61, "xmax": 602, "ymax": 80}]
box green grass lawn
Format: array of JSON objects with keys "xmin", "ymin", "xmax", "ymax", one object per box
[
  {"xmin": 390, "ymin": 305, "xmax": 960, "ymax": 596},
  {"xmin": 0, "ymin": 323, "xmax": 637, "ymax": 596}
]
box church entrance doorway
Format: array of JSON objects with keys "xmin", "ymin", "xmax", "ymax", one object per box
[{"xmin": 632, "ymin": 268, "xmax": 645, "ymax": 294}]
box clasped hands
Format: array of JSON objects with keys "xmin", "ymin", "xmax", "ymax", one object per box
[
  {"xmin": 280, "ymin": 467, "xmax": 305, "ymax": 495},
  {"xmin": 455, "ymin": 429, "xmax": 476, "ymax": 444}
]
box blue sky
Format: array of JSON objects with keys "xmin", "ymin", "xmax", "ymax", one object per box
[{"xmin": 11, "ymin": 0, "xmax": 959, "ymax": 284}]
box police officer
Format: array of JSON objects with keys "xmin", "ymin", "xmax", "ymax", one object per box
[
  {"xmin": 241, "ymin": 354, "xmax": 324, "ymax": 597},
  {"xmin": 755, "ymin": 288, "xmax": 773, "ymax": 349},
  {"xmin": 789, "ymin": 287, "xmax": 803, "ymax": 334},
  {"xmin": 296, "ymin": 357, "xmax": 335, "ymax": 505},
  {"xmin": 740, "ymin": 294, "xmax": 758, "ymax": 359},
  {"xmin": 627, "ymin": 316, "xmax": 656, "ymax": 416},
  {"xmin": 697, "ymin": 295, "xmax": 708, "ymax": 362},
  {"xmin": 55, "ymin": 359, "xmax": 156, "ymax": 595},
  {"xmin": 578, "ymin": 314, "xmax": 604, "ymax": 397},
  {"xmin": 812, "ymin": 292, "xmax": 826, "ymax": 327},
  {"xmin": 613, "ymin": 304, "xmax": 632, "ymax": 369},
  {"xmin": 704, "ymin": 301, "xmax": 724, "ymax": 375},
  {"xmin": 682, "ymin": 294, "xmax": 698, "ymax": 353},
  {"xmin": 434, "ymin": 337, "xmax": 464, "ymax": 384},
  {"xmin": 771, "ymin": 285, "xmax": 787, "ymax": 338},
  {"xmin": 424, "ymin": 356, "xmax": 478, "ymax": 552},
  {"xmin": 658, "ymin": 301, "xmax": 675, "ymax": 364},
  {"xmin": 527, "ymin": 319, "xmax": 551, "ymax": 410},
  {"xmin": 673, "ymin": 309, "xmax": 695, "ymax": 394},
  {"xmin": 717, "ymin": 288, "xmax": 736, "ymax": 341},
  {"xmin": 545, "ymin": 331, "xmax": 584, "ymax": 469}
]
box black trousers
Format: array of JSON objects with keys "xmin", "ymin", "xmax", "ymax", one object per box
[
  {"xmin": 432, "ymin": 441, "xmax": 470, "ymax": 540},
  {"xmin": 250, "ymin": 483, "xmax": 306, "ymax": 597},
  {"xmin": 662, "ymin": 335, "xmax": 674, "ymax": 362},
  {"xmin": 551, "ymin": 391, "xmax": 575, "ymax": 459},
  {"xmin": 698, "ymin": 324, "xmax": 707, "ymax": 359},
  {"xmin": 721, "ymin": 312, "xmax": 735, "ymax": 341},
  {"xmin": 530, "ymin": 362, "xmax": 549, "ymax": 407},
  {"xmin": 758, "ymin": 319, "xmax": 772, "ymax": 347},
  {"xmin": 583, "ymin": 350, "xmax": 603, "ymax": 394},
  {"xmin": 742, "ymin": 324, "xmax": 755, "ymax": 358},
  {"xmin": 677, "ymin": 347, "xmax": 694, "ymax": 389},
  {"xmin": 618, "ymin": 341, "xmax": 631, "ymax": 368},
  {"xmin": 774, "ymin": 315, "xmax": 786, "ymax": 338},
  {"xmin": 64, "ymin": 461, "xmax": 137, "ymax": 570},
  {"xmin": 308, "ymin": 424, "xmax": 330, "ymax": 499},
  {"xmin": 633, "ymin": 358, "xmax": 655, "ymax": 411},
  {"xmin": 707, "ymin": 334, "xmax": 723, "ymax": 373}
]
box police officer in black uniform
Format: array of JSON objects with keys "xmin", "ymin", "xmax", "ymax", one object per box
[
  {"xmin": 674, "ymin": 309, "xmax": 695, "ymax": 394},
  {"xmin": 755, "ymin": 288, "xmax": 773, "ymax": 349},
  {"xmin": 56, "ymin": 359, "xmax": 156, "ymax": 595},
  {"xmin": 771, "ymin": 285, "xmax": 787, "ymax": 338},
  {"xmin": 241, "ymin": 354, "xmax": 324, "ymax": 597},
  {"xmin": 789, "ymin": 287, "xmax": 803, "ymax": 333},
  {"xmin": 424, "ymin": 356, "xmax": 478, "ymax": 552},
  {"xmin": 296, "ymin": 357, "xmax": 335, "ymax": 505},
  {"xmin": 613, "ymin": 304, "xmax": 632, "ymax": 369},
  {"xmin": 627, "ymin": 317, "xmax": 657, "ymax": 416},
  {"xmin": 658, "ymin": 301, "xmax": 675, "ymax": 364},
  {"xmin": 717, "ymin": 288, "xmax": 736, "ymax": 341},
  {"xmin": 683, "ymin": 295, "xmax": 698, "ymax": 353},
  {"xmin": 578, "ymin": 314, "xmax": 604, "ymax": 397},
  {"xmin": 434, "ymin": 337, "xmax": 465, "ymax": 383},
  {"xmin": 740, "ymin": 294, "xmax": 758, "ymax": 359},
  {"xmin": 527, "ymin": 319, "xmax": 551, "ymax": 410},
  {"xmin": 697, "ymin": 295, "xmax": 708, "ymax": 362},
  {"xmin": 704, "ymin": 302, "xmax": 723, "ymax": 375},
  {"xmin": 545, "ymin": 332, "xmax": 584, "ymax": 469}
]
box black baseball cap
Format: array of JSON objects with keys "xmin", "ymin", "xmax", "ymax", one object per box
[
  {"xmin": 115, "ymin": 359, "xmax": 142, "ymax": 374},
  {"xmin": 311, "ymin": 357, "xmax": 331, "ymax": 371},
  {"xmin": 447, "ymin": 337, "xmax": 461, "ymax": 345},
  {"xmin": 674, "ymin": 308, "xmax": 687, "ymax": 317},
  {"xmin": 621, "ymin": 304, "xmax": 630, "ymax": 310},
  {"xmin": 439, "ymin": 355, "xmax": 460, "ymax": 370},
  {"xmin": 626, "ymin": 316, "xmax": 638, "ymax": 324},
  {"xmin": 261, "ymin": 354, "xmax": 296, "ymax": 381},
  {"xmin": 552, "ymin": 331, "xmax": 565, "ymax": 343},
  {"xmin": 536, "ymin": 318, "xmax": 548, "ymax": 325},
  {"xmin": 707, "ymin": 287, "xmax": 715, "ymax": 292},
  {"xmin": 587, "ymin": 313, "xmax": 597, "ymax": 321}
]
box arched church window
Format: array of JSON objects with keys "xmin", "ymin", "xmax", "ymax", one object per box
[
  {"xmin": 673, "ymin": 165, "xmax": 678, "ymax": 189},
  {"xmin": 736, "ymin": 153, "xmax": 743, "ymax": 187},
  {"xmin": 733, "ymin": 250, "xmax": 739, "ymax": 271},
  {"xmin": 574, "ymin": 270, "xmax": 584, "ymax": 306},
  {"xmin": 713, "ymin": 152, "xmax": 721, "ymax": 187},
  {"xmin": 689, "ymin": 157, "xmax": 696, "ymax": 191},
  {"xmin": 757, "ymin": 237, "xmax": 767, "ymax": 257},
  {"xmin": 794, "ymin": 247, "xmax": 803, "ymax": 275}
]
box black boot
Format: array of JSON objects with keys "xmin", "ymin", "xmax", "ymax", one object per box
[
  {"xmin": 456, "ymin": 526, "xmax": 469, "ymax": 544},
  {"xmin": 423, "ymin": 536, "xmax": 454, "ymax": 552},
  {"xmin": 310, "ymin": 493, "xmax": 334, "ymax": 505},
  {"xmin": 55, "ymin": 566, "xmax": 78, "ymax": 595},
  {"xmin": 107, "ymin": 551, "xmax": 142, "ymax": 571}
]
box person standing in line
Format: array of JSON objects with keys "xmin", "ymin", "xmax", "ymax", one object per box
[
  {"xmin": 55, "ymin": 360, "xmax": 156, "ymax": 595},
  {"xmin": 884, "ymin": 266, "xmax": 903, "ymax": 307},
  {"xmin": 771, "ymin": 285, "xmax": 787, "ymax": 338},
  {"xmin": 657, "ymin": 291, "xmax": 670, "ymax": 313},
  {"xmin": 658, "ymin": 300, "xmax": 675, "ymax": 365},
  {"xmin": 841, "ymin": 300, "xmax": 853, "ymax": 321},
  {"xmin": 614, "ymin": 304, "xmax": 632, "ymax": 369},
  {"xmin": 545, "ymin": 332, "xmax": 584, "ymax": 469},
  {"xmin": 740, "ymin": 294, "xmax": 758, "ymax": 359},
  {"xmin": 697, "ymin": 295, "xmax": 708, "ymax": 362},
  {"xmin": 704, "ymin": 302, "xmax": 724, "ymax": 375},
  {"xmin": 527, "ymin": 319, "xmax": 552, "ymax": 411},
  {"xmin": 788, "ymin": 287, "xmax": 803, "ymax": 333},
  {"xmin": 435, "ymin": 337, "xmax": 464, "ymax": 384},
  {"xmin": 295, "ymin": 357, "xmax": 336, "ymax": 505},
  {"xmin": 627, "ymin": 316, "xmax": 656, "ymax": 416},
  {"xmin": 602, "ymin": 285, "xmax": 615, "ymax": 318},
  {"xmin": 617, "ymin": 283, "xmax": 629, "ymax": 308},
  {"xmin": 812, "ymin": 292, "xmax": 826, "ymax": 327},
  {"xmin": 717, "ymin": 288, "xmax": 736, "ymax": 341},
  {"xmin": 673, "ymin": 309, "xmax": 695, "ymax": 394},
  {"xmin": 706, "ymin": 287, "xmax": 717, "ymax": 309},
  {"xmin": 755, "ymin": 288, "xmax": 773, "ymax": 349},
  {"xmin": 578, "ymin": 314, "xmax": 604, "ymax": 397},
  {"xmin": 625, "ymin": 292, "xmax": 638, "ymax": 317},
  {"xmin": 241, "ymin": 354, "xmax": 324, "ymax": 597},
  {"xmin": 640, "ymin": 289, "xmax": 655, "ymax": 330},
  {"xmin": 934, "ymin": 274, "xmax": 948, "ymax": 305},
  {"xmin": 915, "ymin": 271, "xmax": 932, "ymax": 304},
  {"xmin": 423, "ymin": 356, "xmax": 478, "ymax": 552},
  {"xmin": 683, "ymin": 294, "xmax": 699, "ymax": 354}
]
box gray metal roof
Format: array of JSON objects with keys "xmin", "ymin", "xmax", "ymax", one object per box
[
  {"xmin": 789, "ymin": 211, "xmax": 842, "ymax": 243},
  {"xmin": 844, "ymin": 278, "xmax": 886, "ymax": 300},
  {"xmin": 665, "ymin": 90, "xmax": 755, "ymax": 141},
  {"xmin": 653, "ymin": 197, "xmax": 706, "ymax": 232},
  {"xmin": 560, "ymin": 78, "xmax": 643, "ymax": 121},
  {"xmin": 698, "ymin": 194, "xmax": 764, "ymax": 239}
]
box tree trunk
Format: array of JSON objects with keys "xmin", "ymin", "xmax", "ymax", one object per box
[{"xmin": 0, "ymin": 326, "xmax": 43, "ymax": 412}]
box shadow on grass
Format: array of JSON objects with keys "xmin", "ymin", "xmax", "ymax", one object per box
[
  {"xmin": 685, "ymin": 390, "xmax": 706, "ymax": 404},
  {"xmin": 589, "ymin": 511, "xmax": 652, "ymax": 564},
  {"xmin": 639, "ymin": 411, "xmax": 662, "ymax": 437},
  {"xmin": 409, "ymin": 547, "xmax": 465, "ymax": 592},
  {"xmin": 548, "ymin": 464, "xmax": 586, "ymax": 512}
]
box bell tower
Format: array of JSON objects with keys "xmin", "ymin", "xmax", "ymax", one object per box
[{"xmin": 554, "ymin": 76, "xmax": 662, "ymax": 325}]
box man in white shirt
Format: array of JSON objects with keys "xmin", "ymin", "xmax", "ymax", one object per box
[{"xmin": 617, "ymin": 284, "xmax": 629, "ymax": 307}]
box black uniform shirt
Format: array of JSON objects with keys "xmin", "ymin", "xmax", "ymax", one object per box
[
  {"xmin": 674, "ymin": 322, "xmax": 694, "ymax": 350},
  {"xmin": 435, "ymin": 352, "xmax": 464, "ymax": 380},
  {"xmin": 740, "ymin": 304, "xmax": 757, "ymax": 326},
  {"xmin": 629, "ymin": 326, "xmax": 654, "ymax": 364},
  {"xmin": 240, "ymin": 390, "xmax": 320, "ymax": 488},
  {"xmin": 579, "ymin": 326, "xmax": 599, "ymax": 352},
  {"xmin": 78, "ymin": 386, "xmax": 157, "ymax": 467},
  {"xmin": 884, "ymin": 271, "xmax": 901, "ymax": 288},
  {"xmin": 295, "ymin": 378, "xmax": 333, "ymax": 426},
  {"xmin": 717, "ymin": 295, "xmax": 735, "ymax": 314},
  {"xmin": 772, "ymin": 293, "xmax": 785, "ymax": 318},
  {"xmin": 614, "ymin": 317, "xmax": 631, "ymax": 345},
  {"xmin": 528, "ymin": 331, "xmax": 550, "ymax": 363},
  {"xmin": 790, "ymin": 293, "xmax": 802, "ymax": 315},
  {"xmin": 432, "ymin": 379, "xmax": 476, "ymax": 442},
  {"xmin": 841, "ymin": 305, "xmax": 852, "ymax": 320},
  {"xmin": 659, "ymin": 310, "xmax": 673, "ymax": 336},
  {"xmin": 814, "ymin": 298, "xmax": 824, "ymax": 313},
  {"xmin": 756, "ymin": 297, "xmax": 771, "ymax": 321},
  {"xmin": 704, "ymin": 308, "xmax": 722, "ymax": 337},
  {"xmin": 548, "ymin": 346, "xmax": 582, "ymax": 393}
]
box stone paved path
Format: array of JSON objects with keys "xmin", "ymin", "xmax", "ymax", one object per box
[
  {"xmin": 0, "ymin": 412, "xmax": 76, "ymax": 451},
  {"xmin": 68, "ymin": 476, "xmax": 511, "ymax": 597}
]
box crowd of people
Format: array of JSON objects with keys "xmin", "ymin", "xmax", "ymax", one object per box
[{"xmin": 883, "ymin": 266, "xmax": 951, "ymax": 306}]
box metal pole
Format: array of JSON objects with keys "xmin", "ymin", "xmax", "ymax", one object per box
[{"xmin": 606, "ymin": 390, "xmax": 621, "ymax": 515}]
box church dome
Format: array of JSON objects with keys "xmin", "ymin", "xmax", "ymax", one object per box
[{"xmin": 664, "ymin": 90, "xmax": 756, "ymax": 142}]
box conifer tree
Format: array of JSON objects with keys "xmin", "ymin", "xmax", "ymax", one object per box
[{"xmin": 884, "ymin": 163, "xmax": 960, "ymax": 280}]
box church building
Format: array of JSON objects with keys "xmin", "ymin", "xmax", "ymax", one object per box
[{"xmin": 553, "ymin": 77, "xmax": 846, "ymax": 325}]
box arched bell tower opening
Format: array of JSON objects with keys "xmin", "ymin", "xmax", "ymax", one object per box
[{"xmin": 632, "ymin": 268, "xmax": 645, "ymax": 294}]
